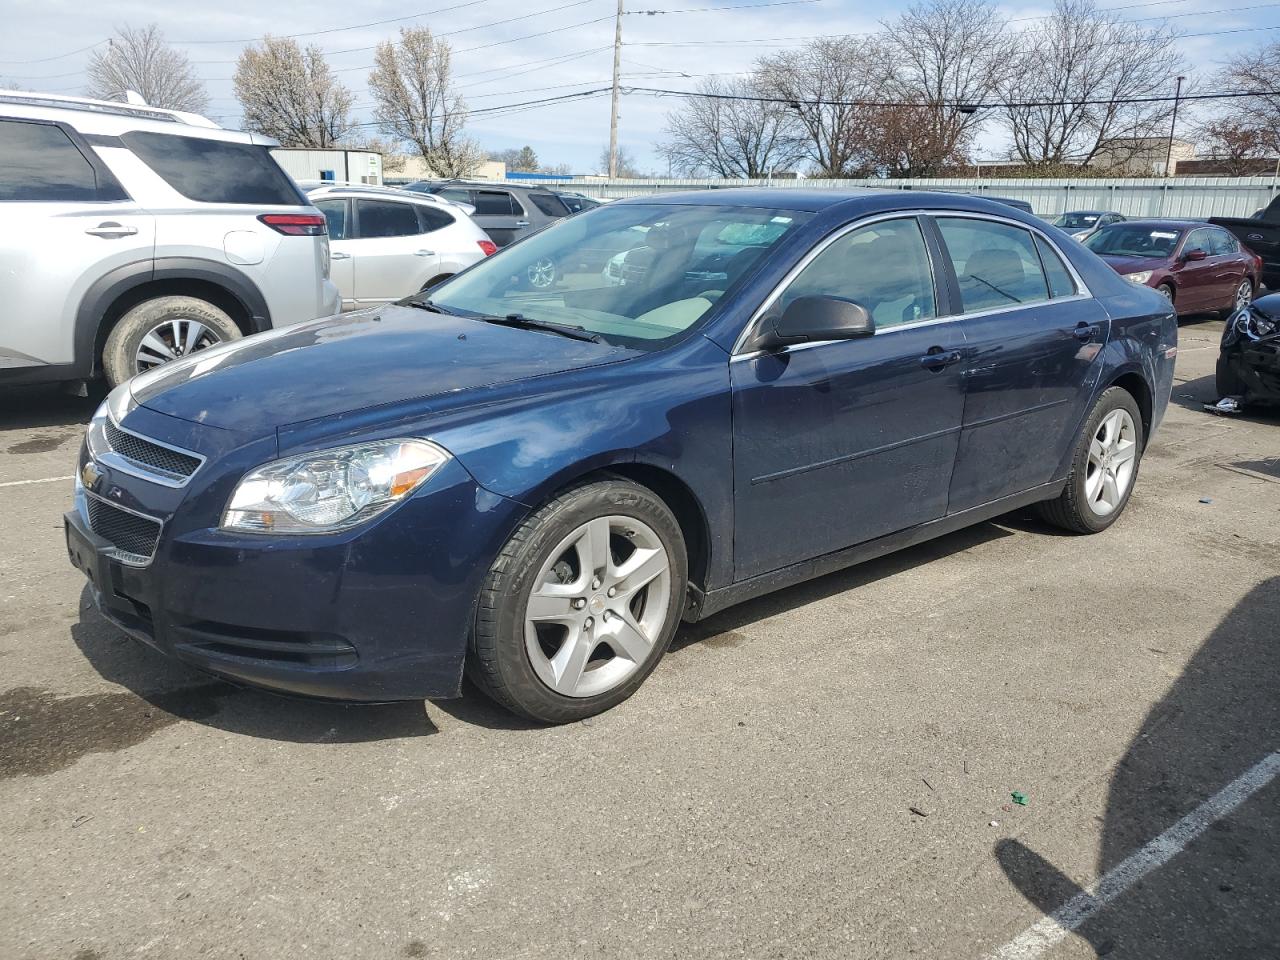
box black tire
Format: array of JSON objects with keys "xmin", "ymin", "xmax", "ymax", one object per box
[
  {"xmin": 468, "ymin": 478, "xmax": 688, "ymax": 724},
  {"xmin": 1036, "ymin": 386, "xmax": 1145, "ymax": 534},
  {"xmin": 103, "ymin": 296, "xmax": 241, "ymax": 387},
  {"xmin": 1216, "ymin": 354, "xmax": 1247, "ymax": 398},
  {"xmin": 1156, "ymin": 283, "xmax": 1175, "ymax": 305},
  {"xmin": 1220, "ymin": 277, "xmax": 1253, "ymax": 319}
]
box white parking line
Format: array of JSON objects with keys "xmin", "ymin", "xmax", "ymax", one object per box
[
  {"xmin": 987, "ymin": 750, "xmax": 1280, "ymax": 960},
  {"xmin": 0, "ymin": 475, "xmax": 73, "ymax": 489}
]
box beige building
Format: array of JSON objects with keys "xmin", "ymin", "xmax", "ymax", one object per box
[
  {"xmin": 1090, "ymin": 138, "xmax": 1197, "ymax": 176},
  {"xmin": 390, "ymin": 155, "xmax": 507, "ymax": 183}
]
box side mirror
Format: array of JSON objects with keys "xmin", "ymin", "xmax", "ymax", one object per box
[
  {"xmin": 1183, "ymin": 248, "xmax": 1208, "ymax": 262},
  {"xmin": 760, "ymin": 296, "xmax": 875, "ymax": 350}
]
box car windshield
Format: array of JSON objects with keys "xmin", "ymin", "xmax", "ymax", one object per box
[
  {"xmin": 426, "ymin": 202, "xmax": 811, "ymax": 347},
  {"xmin": 1056, "ymin": 213, "xmax": 1101, "ymax": 229},
  {"xmin": 1084, "ymin": 225, "xmax": 1182, "ymax": 258}
]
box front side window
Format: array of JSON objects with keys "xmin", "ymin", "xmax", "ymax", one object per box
[
  {"xmin": 0, "ymin": 120, "xmax": 117, "ymax": 202},
  {"xmin": 428, "ymin": 202, "xmax": 811, "ymax": 347},
  {"xmin": 356, "ymin": 199, "xmax": 420, "ymax": 238},
  {"xmin": 1183, "ymin": 228, "xmax": 1213, "ymax": 256},
  {"xmin": 938, "ymin": 218, "xmax": 1049, "ymax": 312},
  {"xmin": 123, "ymin": 132, "xmax": 302, "ymax": 205},
  {"xmin": 778, "ymin": 217, "xmax": 936, "ymax": 330},
  {"xmin": 314, "ymin": 199, "xmax": 348, "ymax": 240}
]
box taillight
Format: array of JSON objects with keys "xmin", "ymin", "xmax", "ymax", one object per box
[
  {"xmin": 259, "ymin": 213, "xmax": 327, "ymax": 236},
  {"xmin": 477, "ymin": 240, "xmax": 497, "ymax": 256}
]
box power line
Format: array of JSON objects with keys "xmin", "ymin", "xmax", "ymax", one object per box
[{"xmin": 173, "ymin": 0, "xmax": 500, "ymax": 44}]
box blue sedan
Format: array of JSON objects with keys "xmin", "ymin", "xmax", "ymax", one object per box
[{"xmin": 65, "ymin": 190, "xmax": 1177, "ymax": 723}]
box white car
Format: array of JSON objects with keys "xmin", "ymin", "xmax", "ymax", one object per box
[
  {"xmin": 308, "ymin": 185, "xmax": 495, "ymax": 309},
  {"xmin": 0, "ymin": 90, "xmax": 340, "ymax": 388}
]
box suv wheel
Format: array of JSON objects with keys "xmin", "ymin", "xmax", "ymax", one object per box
[
  {"xmin": 103, "ymin": 296, "xmax": 242, "ymax": 387},
  {"xmin": 468, "ymin": 479, "xmax": 687, "ymax": 724}
]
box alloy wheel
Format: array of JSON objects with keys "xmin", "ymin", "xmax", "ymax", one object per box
[
  {"xmin": 135, "ymin": 318, "xmax": 223, "ymax": 372},
  {"xmin": 1084, "ymin": 408, "xmax": 1138, "ymax": 517},
  {"xmin": 527, "ymin": 258, "xmax": 556, "ymax": 289},
  {"xmin": 524, "ymin": 515, "xmax": 672, "ymax": 698},
  {"xmin": 1235, "ymin": 279, "xmax": 1253, "ymax": 311}
]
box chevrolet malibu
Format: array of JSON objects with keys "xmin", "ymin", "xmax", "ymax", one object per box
[{"xmin": 66, "ymin": 191, "xmax": 1177, "ymax": 724}]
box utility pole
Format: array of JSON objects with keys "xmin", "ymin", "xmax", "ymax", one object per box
[
  {"xmin": 1164, "ymin": 75, "xmax": 1185, "ymax": 178},
  {"xmin": 608, "ymin": 0, "xmax": 623, "ymax": 179}
]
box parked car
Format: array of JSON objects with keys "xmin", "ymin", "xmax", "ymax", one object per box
[
  {"xmin": 1211, "ymin": 194, "xmax": 1280, "ymax": 288},
  {"xmin": 1053, "ymin": 210, "xmax": 1125, "ymax": 241},
  {"xmin": 66, "ymin": 191, "xmax": 1175, "ymax": 724},
  {"xmin": 403, "ymin": 179, "xmax": 570, "ymax": 247},
  {"xmin": 556, "ymin": 192, "xmax": 602, "ymax": 213},
  {"xmin": 0, "ymin": 90, "xmax": 339, "ymax": 389},
  {"xmin": 1083, "ymin": 219, "xmax": 1260, "ymax": 317},
  {"xmin": 1217, "ymin": 292, "xmax": 1280, "ymax": 405},
  {"xmin": 307, "ymin": 185, "xmax": 494, "ymax": 309}
]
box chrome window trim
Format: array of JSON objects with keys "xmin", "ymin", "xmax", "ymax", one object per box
[
  {"xmin": 730, "ymin": 208, "xmax": 1094, "ymax": 361},
  {"xmin": 89, "ymin": 412, "xmax": 206, "ymax": 489},
  {"xmin": 81, "ymin": 488, "xmax": 164, "ymax": 567}
]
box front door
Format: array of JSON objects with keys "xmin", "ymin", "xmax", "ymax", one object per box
[
  {"xmin": 931, "ymin": 215, "xmax": 1110, "ymax": 511},
  {"xmin": 731, "ymin": 216, "xmax": 967, "ymax": 580},
  {"xmin": 1173, "ymin": 227, "xmax": 1222, "ymax": 312}
]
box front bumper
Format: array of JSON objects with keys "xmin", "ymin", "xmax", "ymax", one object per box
[{"xmin": 66, "ymin": 410, "xmax": 526, "ymax": 701}]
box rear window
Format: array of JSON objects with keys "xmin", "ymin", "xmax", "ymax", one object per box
[
  {"xmin": 122, "ymin": 132, "xmax": 303, "ymax": 205},
  {"xmin": 356, "ymin": 199, "xmax": 420, "ymax": 238},
  {"xmin": 0, "ymin": 119, "xmax": 125, "ymax": 202},
  {"xmin": 528, "ymin": 192, "xmax": 569, "ymax": 216}
]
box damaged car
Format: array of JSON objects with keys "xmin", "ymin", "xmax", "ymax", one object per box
[{"xmin": 1218, "ymin": 293, "xmax": 1280, "ymax": 406}]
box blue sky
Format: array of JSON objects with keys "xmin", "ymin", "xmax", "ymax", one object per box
[{"xmin": 1, "ymin": 0, "xmax": 1277, "ymax": 173}]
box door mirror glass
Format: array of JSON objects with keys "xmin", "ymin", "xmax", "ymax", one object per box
[
  {"xmin": 1183, "ymin": 247, "xmax": 1208, "ymax": 262},
  {"xmin": 765, "ymin": 296, "xmax": 875, "ymax": 348}
]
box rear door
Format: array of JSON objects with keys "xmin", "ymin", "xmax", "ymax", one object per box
[
  {"xmin": 1208, "ymin": 227, "xmax": 1250, "ymax": 309},
  {"xmin": 933, "ymin": 214, "xmax": 1110, "ymax": 511},
  {"xmin": 0, "ymin": 117, "xmax": 154, "ymax": 374},
  {"xmin": 468, "ymin": 189, "xmax": 527, "ymax": 247},
  {"xmin": 313, "ymin": 198, "xmax": 355, "ymax": 307},
  {"xmin": 351, "ymin": 198, "xmax": 443, "ymax": 304}
]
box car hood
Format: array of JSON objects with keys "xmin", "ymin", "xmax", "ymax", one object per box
[
  {"xmin": 1098, "ymin": 254, "xmax": 1165, "ymax": 275},
  {"xmin": 129, "ymin": 305, "xmax": 636, "ymax": 435}
]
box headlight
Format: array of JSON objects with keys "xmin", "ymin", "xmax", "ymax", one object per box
[
  {"xmin": 222, "ymin": 438, "xmax": 450, "ymax": 534},
  {"xmin": 1072, "ymin": 230, "xmax": 1090, "ymax": 240},
  {"xmin": 1125, "ymin": 270, "xmax": 1154, "ymax": 284}
]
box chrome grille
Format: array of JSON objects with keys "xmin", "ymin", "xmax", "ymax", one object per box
[
  {"xmin": 104, "ymin": 420, "xmax": 201, "ymax": 479},
  {"xmin": 85, "ymin": 496, "xmax": 161, "ymax": 562}
]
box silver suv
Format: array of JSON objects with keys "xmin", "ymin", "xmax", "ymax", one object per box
[{"xmin": 0, "ymin": 91, "xmax": 340, "ymax": 388}]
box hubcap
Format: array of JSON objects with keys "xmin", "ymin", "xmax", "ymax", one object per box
[
  {"xmin": 524, "ymin": 515, "xmax": 672, "ymax": 698},
  {"xmin": 528, "ymin": 258, "xmax": 556, "ymax": 289},
  {"xmin": 135, "ymin": 318, "xmax": 222, "ymax": 372},
  {"xmin": 1236, "ymin": 280, "xmax": 1253, "ymax": 310},
  {"xmin": 1085, "ymin": 409, "xmax": 1138, "ymax": 517}
]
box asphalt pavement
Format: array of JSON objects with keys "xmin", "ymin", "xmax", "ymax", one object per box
[{"xmin": 1, "ymin": 317, "xmax": 1277, "ymax": 960}]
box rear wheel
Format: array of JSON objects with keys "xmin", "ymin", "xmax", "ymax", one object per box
[
  {"xmin": 1037, "ymin": 387, "xmax": 1144, "ymax": 534},
  {"xmin": 1224, "ymin": 277, "xmax": 1253, "ymax": 317},
  {"xmin": 468, "ymin": 479, "xmax": 687, "ymax": 724},
  {"xmin": 103, "ymin": 296, "xmax": 241, "ymax": 387}
]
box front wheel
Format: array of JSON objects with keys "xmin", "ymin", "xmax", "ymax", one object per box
[
  {"xmin": 1037, "ymin": 387, "xmax": 1145, "ymax": 534},
  {"xmin": 468, "ymin": 479, "xmax": 687, "ymax": 724}
]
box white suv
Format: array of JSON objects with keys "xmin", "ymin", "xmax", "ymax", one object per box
[
  {"xmin": 0, "ymin": 91, "xmax": 340, "ymax": 388},
  {"xmin": 307, "ymin": 185, "xmax": 494, "ymax": 309}
]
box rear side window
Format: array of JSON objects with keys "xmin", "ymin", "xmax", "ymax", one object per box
[
  {"xmin": 314, "ymin": 199, "xmax": 348, "ymax": 240},
  {"xmin": 1034, "ymin": 235, "xmax": 1077, "ymax": 298},
  {"xmin": 438, "ymin": 187, "xmax": 471, "ymax": 204},
  {"xmin": 357, "ymin": 199, "xmax": 420, "ymax": 238},
  {"xmin": 1209, "ymin": 229, "xmax": 1239, "ymax": 255},
  {"xmin": 0, "ymin": 119, "xmax": 123, "ymax": 202},
  {"xmin": 528, "ymin": 192, "xmax": 569, "ymax": 216},
  {"xmin": 937, "ymin": 218, "xmax": 1050, "ymax": 312},
  {"xmin": 472, "ymin": 190, "xmax": 519, "ymax": 216},
  {"xmin": 416, "ymin": 205, "xmax": 455, "ymax": 233},
  {"xmin": 122, "ymin": 132, "xmax": 303, "ymax": 205}
]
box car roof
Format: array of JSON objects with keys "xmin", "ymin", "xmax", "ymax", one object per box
[
  {"xmin": 1062, "ymin": 210, "xmax": 1118, "ymax": 216},
  {"xmin": 610, "ymin": 187, "xmax": 1055, "ymax": 217},
  {"xmin": 0, "ymin": 88, "xmax": 269, "ymax": 144},
  {"xmin": 1105, "ymin": 219, "xmax": 1203, "ymax": 231}
]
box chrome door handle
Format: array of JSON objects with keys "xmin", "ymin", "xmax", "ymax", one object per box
[
  {"xmin": 85, "ymin": 222, "xmax": 138, "ymax": 238},
  {"xmin": 414, "ymin": 249, "xmax": 435, "ymax": 257},
  {"xmin": 515, "ymin": 221, "xmax": 530, "ymax": 228},
  {"xmin": 331, "ymin": 251, "xmax": 352, "ymax": 260}
]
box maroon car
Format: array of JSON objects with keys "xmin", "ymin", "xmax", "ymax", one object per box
[{"xmin": 1082, "ymin": 219, "xmax": 1261, "ymax": 317}]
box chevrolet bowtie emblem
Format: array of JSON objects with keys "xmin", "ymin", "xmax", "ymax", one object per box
[{"xmin": 80, "ymin": 461, "xmax": 102, "ymax": 491}]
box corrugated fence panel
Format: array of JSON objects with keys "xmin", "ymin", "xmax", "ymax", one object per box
[{"xmin": 561, "ymin": 176, "xmax": 1280, "ymax": 218}]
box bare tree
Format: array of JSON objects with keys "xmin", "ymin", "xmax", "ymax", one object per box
[
  {"xmin": 1194, "ymin": 117, "xmax": 1273, "ymax": 175},
  {"xmin": 756, "ymin": 39, "xmax": 888, "ymax": 177},
  {"xmin": 878, "ymin": 0, "xmax": 1014, "ymax": 175},
  {"xmin": 1216, "ymin": 44, "xmax": 1280, "ymax": 157},
  {"xmin": 997, "ymin": 0, "xmax": 1183, "ymax": 168},
  {"xmin": 368, "ymin": 27, "xmax": 482, "ymax": 178},
  {"xmin": 659, "ymin": 76, "xmax": 808, "ymax": 178},
  {"xmin": 234, "ymin": 37, "xmax": 353, "ymax": 147},
  {"xmin": 598, "ymin": 144, "xmax": 644, "ymax": 177},
  {"xmin": 86, "ymin": 24, "xmax": 208, "ymax": 112}
]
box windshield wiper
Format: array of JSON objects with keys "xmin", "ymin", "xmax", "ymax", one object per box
[
  {"xmin": 404, "ymin": 298, "xmax": 457, "ymax": 316},
  {"xmin": 473, "ymin": 313, "xmax": 601, "ymax": 343}
]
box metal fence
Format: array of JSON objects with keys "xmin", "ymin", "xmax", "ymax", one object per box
[{"xmin": 556, "ymin": 176, "xmax": 1280, "ymax": 219}]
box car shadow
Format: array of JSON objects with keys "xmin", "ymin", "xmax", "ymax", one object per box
[
  {"xmin": 0, "ymin": 385, "xmax": 104, "ymax": 430},
  {"xmin": 70, "ymin": 587, "xmax": 438, "ymax": 745},
  {"xmin": 994, "ymin": 577, "xmax": 1280, "ymax": 957},
  {"xmin": 1170, "ymin": 372, "xmax": 1280, "ymax": 423}
]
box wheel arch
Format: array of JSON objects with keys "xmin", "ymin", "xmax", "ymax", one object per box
[
  {"xmin": 1107, "ymin": 369, "xmax": 1154, "ymax": 441},
  {"xmin": 76, "ymin": 258, "xmax": 271, "ymax": 377}
]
